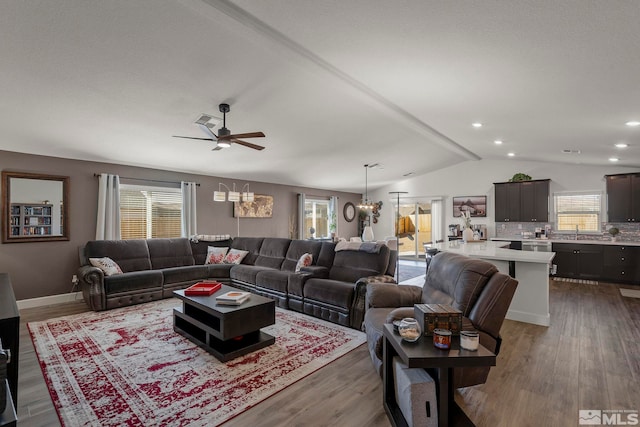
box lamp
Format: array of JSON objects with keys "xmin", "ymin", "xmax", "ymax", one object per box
[
  {"xmin": 357, "ymin": 164, "xmax": 376, "ymax": 209},
  {"xmin": 389, "ymin": 191, "xmax": 409, "ymax": 282},
  {"xmin": 213, "ymin": 182, "xmax": 254, "ymax": 203},
  {"xmin": 213, "ymin": 182, "xmax": 254, "ymax": 237}
]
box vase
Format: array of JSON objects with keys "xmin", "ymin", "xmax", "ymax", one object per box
[{"xmin": 462, "ymin": 227, "xmax": 474, "ymax": 243}]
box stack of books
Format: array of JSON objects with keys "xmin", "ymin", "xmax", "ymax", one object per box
[{"xmin": 216, "ymin": 291, "xmax": 251, "ymax": 306}]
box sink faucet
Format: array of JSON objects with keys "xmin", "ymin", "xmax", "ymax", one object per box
[{"xmin": 575, "ymin": 225, "xmax": 579, "ymax": 240}]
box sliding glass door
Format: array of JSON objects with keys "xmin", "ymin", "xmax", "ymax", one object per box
[{"xmin": 393, "ymin": 199, "xmax": 443, "ymax": 259}]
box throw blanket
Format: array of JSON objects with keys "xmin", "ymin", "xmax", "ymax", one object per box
[
  {"xmin": 190, "ymin": 234, "xmax": 231, "ymax": 243},
  {"xmin": 335, "ymin": 241, "xmax": 383, "ymax": 253}
]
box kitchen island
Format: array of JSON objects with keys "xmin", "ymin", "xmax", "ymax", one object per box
[{"xmin": 432, "ymin": 240, "xmax": 555, "ymax": 326}]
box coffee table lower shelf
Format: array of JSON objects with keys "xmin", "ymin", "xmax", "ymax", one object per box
[{"xmin": 173, "ymin": 307, "xmax": 275, "ymax": 362}]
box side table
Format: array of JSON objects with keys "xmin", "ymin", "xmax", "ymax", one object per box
[{"xmin": 382, "ymin": 324, "xmax": 496, "ymax": 427}]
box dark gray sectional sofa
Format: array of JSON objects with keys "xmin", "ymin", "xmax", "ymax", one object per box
[{"xmin": 78, "ymin": 236, "xmax": 396, "ymax": 329}]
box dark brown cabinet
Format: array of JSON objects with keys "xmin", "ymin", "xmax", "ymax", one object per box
[
  {"xmin": 602, "ymin": 245, "xmax": 640, "ymax": 283},
  {"xmin": 552, "ymin": 243, "xmax": 603, "ymax": 280},
  {"xmin": 606, "ymin": 173, "xmax": 640, "ymax": 222},
  {"xmin": 495, "ymin": 179, "xmax": 549, "ymax": 222}
]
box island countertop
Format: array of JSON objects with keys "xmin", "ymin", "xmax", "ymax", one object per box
[{"xmin": 432, "ymin": 240, "xmax": 555, "ymax": 264}]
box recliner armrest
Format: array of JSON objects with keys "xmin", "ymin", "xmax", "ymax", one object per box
[
  {"xmin": 299, "ymin": 265, "xmax": 329, "ymax": 278},
  {"xmin": 366, "ymin": 282, "xmax": 422, "ymax": 309},
  {"xmin": 78, "ymin": 265, "xmax": 107, "ymax": 311}
]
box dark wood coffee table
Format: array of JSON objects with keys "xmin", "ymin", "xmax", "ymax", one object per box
[
  {"xmin": 173, "ymin": 284, "xmax": 276, "ymax": 362},
  {"xmin": 383, "ymin": 323, "xmax": 496, "ymax": 427}
]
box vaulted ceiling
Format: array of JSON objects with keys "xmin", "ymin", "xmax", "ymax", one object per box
[{"xmin": 1, "ymin": 1, "xmax": 639, "ymax": 192}]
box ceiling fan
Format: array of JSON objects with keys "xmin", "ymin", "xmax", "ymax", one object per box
[{"xmin": 173, "ymin": 103, "xmax": 265, "ymax": 151}]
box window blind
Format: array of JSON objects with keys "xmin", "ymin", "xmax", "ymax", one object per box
[
  {"xmin": 554, "ymin": 192, "xmax": 601, "ymax": 232},
  {"xmin": 120, "ymin": 185, "xmax": 182, "ymax": 239}
]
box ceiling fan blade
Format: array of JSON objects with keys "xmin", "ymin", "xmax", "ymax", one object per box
[
  {"xmin": 197, "ymin": 123, "xmax": 218, "ymax": 140},
  {"xmin": 172, "ymin": 135, "xmax": 215, "ymax": 141},
  {"xmin": 218, "ymin": 131, "xmax": 265, "ymax": 140},
  {"xmin": 232, "ymin": 139, "xmax": 265, "ymax": 150}
]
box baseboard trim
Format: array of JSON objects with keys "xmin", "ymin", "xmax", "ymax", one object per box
[{"xmin": 17, "ymin": 292, "xmax": 84, "ymax": 310}]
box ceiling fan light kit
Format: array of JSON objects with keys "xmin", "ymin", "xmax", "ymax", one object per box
[{"xmin": 173, "ymin": 103, "xmax": 266, "ymax": 151}]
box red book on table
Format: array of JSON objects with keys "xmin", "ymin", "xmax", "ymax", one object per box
[{"xmin": 184, "ymin": 281, "xmax": 222, "ymax": 296}]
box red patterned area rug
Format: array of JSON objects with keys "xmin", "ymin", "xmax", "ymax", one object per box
[{"xmin": 28, "ymin": 299, "xmax": 366, "ymax": 426}]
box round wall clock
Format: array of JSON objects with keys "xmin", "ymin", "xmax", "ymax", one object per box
[{"xmin": 343, "ymin": 202, "xmax": 356, "ymax": 222}]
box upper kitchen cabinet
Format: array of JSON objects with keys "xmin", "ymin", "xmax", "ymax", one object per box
[
  {"xmin": 606, "ymin": 173, "xmax": 640, "ymax": 222},
  {"xmin": 495, "ymin": 179, "xmax": 549, "ymax": 222}
]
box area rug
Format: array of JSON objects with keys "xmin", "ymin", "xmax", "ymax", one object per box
[{"xmin": 28, "ymin": 299, "xmax": 366, "ymax": 426}]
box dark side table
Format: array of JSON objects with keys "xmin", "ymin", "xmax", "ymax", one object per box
[{"xmin": 382, "ymin": 324, "xmax": 496, "ymax": 427}]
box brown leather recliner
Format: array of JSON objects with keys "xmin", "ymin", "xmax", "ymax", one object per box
[{"xmin": 362, "ymin": 251, "xmax": 518, "ymax": 388}]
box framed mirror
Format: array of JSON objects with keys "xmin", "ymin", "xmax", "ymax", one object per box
[{"xmin": 2, "ymin": 171, "xmax": 70, "ymax": 243}]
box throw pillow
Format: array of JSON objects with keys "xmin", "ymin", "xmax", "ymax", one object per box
[
  {"xmin": 295, "ymin": 253, "xmax": 313, "ymax": 272},
  {"xmin": 205, "ymin": 246, "xmax": 229, "ymax": 265},
  {"xmin": 89, "ymin": 257, "xmax": 123, "ymax": 276},
  {"xmin": 224, "ymin": 249, "xmax": 249, "ymax": 265}
]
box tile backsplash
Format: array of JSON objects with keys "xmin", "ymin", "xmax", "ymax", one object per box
[{"xmin": 495, "ymin": 222, "xmax": 640, "ymax": 242}]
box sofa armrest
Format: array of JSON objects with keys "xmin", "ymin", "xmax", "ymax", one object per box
[
  {"xmin": 366, "ymin": 283, "xmax": 422, "ymax": 309},
  {"xmin": 78, "ymin": 265, "xmax": 107, "ymax": 311},
  {"xmin": 351, "ymin": 274, "xmax": 397, "ymax": 329},
  {"xmin": 299, "ymin": 265, "xmax": 329, "ymax": 278}
]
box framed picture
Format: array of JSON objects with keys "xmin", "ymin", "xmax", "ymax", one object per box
[
  {"xmin": 453, "ymin": 196, "xmax": 487, "ymax": 217},
  {"xmin": 234, "ymin": 195, "xmax": 273, "ymax": 218}
]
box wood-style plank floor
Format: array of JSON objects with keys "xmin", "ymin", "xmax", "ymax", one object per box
[{"xmin": 16, "ymin": 279, "xmax": 640, "ymax": 426}]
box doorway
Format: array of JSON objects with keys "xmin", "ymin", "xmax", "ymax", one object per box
[{"xmin": 395, "ymin": 202, "xmax": 432, "ymax": 259}]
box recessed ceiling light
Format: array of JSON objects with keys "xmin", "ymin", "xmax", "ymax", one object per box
[
  {"xmin": 507, "ymin": 152, "xmax": 515, "ymax": 157},
  {"xmin": 494, "ymin": 140, "xmax": 503, "ymax": 145},
  {"xmin": 472, "ymin": 122, "xmax": 483, "ymax": 128},
  {"xmin": 615, "ymin": 143, "xmax": 629, "ymax": 148},
  {"xmin": 609, "ymin": 157, "xmax": 620, "ymax": 162},
  {"xmin": 625, "ymin": 121, "xmax": 640, "ymax": 127}
]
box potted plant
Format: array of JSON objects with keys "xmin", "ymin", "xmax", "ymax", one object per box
[
  {"xmin": 608, "ymin": 227, "xmax": 620, "ymax": 242},
  {"xmin": 509, "ymin": 173, "xmax": 532, "ymax": 182},
  {"xmin": 329, "ymin": 211, "xmax": 337, "ymax": 240},
  {"xmin": 461, "ymin": 210, "xmax": 474, "ymax": 242}
]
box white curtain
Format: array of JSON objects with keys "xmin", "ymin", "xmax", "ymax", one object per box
[
  {"xmin": 431, "ymin": 199, "xmax": 444, "ymax": 243},
  {"xmin": 181, "ymin": 181, "xmax": 198, "ymax": 237},
  {"xmin": 96, "ymin": 173, "xmax": 121, "ymax": 240},
  {"xmin": 297, "ymin": 193, "xmax": 306, "ymax": 240},
  {"xmin": 329, "ymin": 195, "xmax": 338, "ymax": 236}
]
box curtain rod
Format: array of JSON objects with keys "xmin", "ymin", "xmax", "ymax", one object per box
[{"xmin": 93, "ymin": 173, "xmax": 200, "ymax": 186}]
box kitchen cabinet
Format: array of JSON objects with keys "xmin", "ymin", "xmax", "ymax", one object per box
[
  {"xmin": 552, "ymin": 243, "xmax": 603, "ymax": 280},
  {"xmin": 602, "ymin": 245, "xmax": 640, "ymax": 283},
  {"xmin": 494, "ymin": 182, "xmax": 521, "ymax": 222},
  {"xmin": 606, "ymin": 173, "xmax": 640, "ymax": 222},
  {"xmin": 520, "ymin": 180, "xmax": 550, "ymax": 222},
  {"xmin": 494, "ymin": 179, "xmax": 549, "ymax": 222}
]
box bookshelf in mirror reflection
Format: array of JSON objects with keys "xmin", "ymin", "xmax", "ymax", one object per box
[{"xmin": 9, "ymin": 203, "xmax": 53, "ymax": 237}]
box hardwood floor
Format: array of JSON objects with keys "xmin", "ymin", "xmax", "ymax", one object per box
[{"xmin": 16, "ymin": 279, "xmax": 640, "ymax": 426}]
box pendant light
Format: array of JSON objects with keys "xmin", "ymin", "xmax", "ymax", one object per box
[{"xmin": 357, "ymin": 164, "xmax": 375, "ymax": 209}]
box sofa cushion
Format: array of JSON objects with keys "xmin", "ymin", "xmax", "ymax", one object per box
[
  {"xmin": 255, "ymin": 270, "xmax": 292, "ymax": 293},
  {"xmin": 225, "ymin": 249, "xmax": 249, "ymax": 264},
  {"xmin": 230, "ymin": 264, "xmax": 275, "ymax": 284},
  {"xmin": 206, "ymin": 263, "xmax": 234, "ymax": 278},
  {"xmin": 190, "ymin": 238, "xmax": 233, "ymax": 265},
  {"xmin": 422, "ymin": 252, "xmax": 497, "ymax": 316},
  {"xmin": 161, "ymin": 265, "xmax": 209, "ymax": 285},
  {"xmin": 281, "ymin": 240, "xmax": 323, "ymax": 271},
  {"xmin": 316, "ymin": 242, "xmax": 337, "ymax": 268},
  {"xmin": 329, "ymin": 245, "xmax": 391, "ymax": 283},
  {"xmin": 85, "ymin": 239, "xmax": 152, "ymax": 272},
  {"xmin": 147, "ymin": 238, "xmax": 195, "ymax": 269},
  {"xmin": 89, "ymin": 257, "xmax": 123, "ymax": 276},
  {"xmin": 205, "ymin": 246, "xmax": 229, "ymax": 264},
  {"xmin": 303, "ymin": 278, "xmax": 355, "ymax": 309},
  {"xmin": 295, "ymin": 253, "xmax": 313, "ymax": 272},
  {"xmin": 104, "ymin": 270, "xmax": 163, "ymax": 294},
  {"xmin": 254, "ymin": 238, "xmax": 291, "ymax": 269},
  {"xmin": 230, "ymin": 237, "xmax": 264, "ymax": 264}
]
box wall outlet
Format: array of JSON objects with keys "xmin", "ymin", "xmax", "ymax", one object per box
[{"xmin": 72, "ymin": 274, "xmax": 78, "ymax": 284}]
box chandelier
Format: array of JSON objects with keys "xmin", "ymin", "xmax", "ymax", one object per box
[{"xmin": 357, "ymin": 164, "xmax": 376, "ymax": 209}]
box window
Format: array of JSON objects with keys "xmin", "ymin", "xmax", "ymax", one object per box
[
  {"xmin": 120, "ymin": 184, "xmax": 182, "ymax": 239},
  {"xmin": 303, "ymin": 198, "xmax": 330, "ymax": 239},
  {"xmin": 553, "ymin": 191, "xmax": 602, "ymax": 232}
]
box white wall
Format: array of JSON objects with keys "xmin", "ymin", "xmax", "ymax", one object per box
[{"xmin": 369, "ymin": 159, "xmax": 639, "ymax": 240}]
